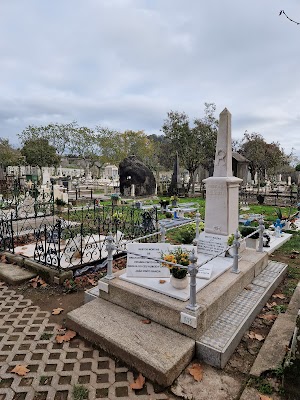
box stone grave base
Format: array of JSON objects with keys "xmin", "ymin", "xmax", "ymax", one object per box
[{"xmin": 66, "ymin": 248, "xmax": 289, "ymax": 385}]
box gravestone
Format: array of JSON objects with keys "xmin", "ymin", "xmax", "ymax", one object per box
[
  {"xmin": 42, "ymin": 168, "xmax": 51, "ymax": 185},
  {"xmin": 198, "ymin": 108, "xmax": 242, "ymax": 256}
]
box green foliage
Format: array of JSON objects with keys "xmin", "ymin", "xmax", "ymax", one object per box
[
  {"xmin": 96, "ymin": 128, "xmax": 155, "ymax": 167},
  {"xmin": 174, "ymin": 223, "xmax": 200, "ymax": 244},
  {"xmin": 40, "ymin": 332, "xmax": 53, "ymax": 340},
  {"xmin": 162, "ymin": 103, "xmax": 218, "ymax": 190},
  {"xmin": 272, "ymin": 304, "xmax": 287, "ymax": 314},
  {"xmin": 21, "ymin": 138, "xmax": 60, "ymax": 170},
  {"xmin": 55, "ymin": 198, "xmax": 67, "ymax": 206},
  {"xmin": 227, "ymin": 234, "xmax": 235, "ymax": 245},
  {"xmin": 239, "ymin": 226, "xmax": 259, "ymax": 239},
  {"xmin": 248, "ymin": 377, "xmax": 273, "ymax": 395},
  {"xmin": 19, "ymin": 122, "xmax": 77, "ymax": 156},
  {"xmin": 73, "ymin": 385, "xmax": 89, "ymax": 400},
  {"xmin": 295, "ymin": 164, "xmax": 300, "ymax": 171},
  {"xmin": 0, "ymin": 138, "xmax": 22, "ymax": 168}
]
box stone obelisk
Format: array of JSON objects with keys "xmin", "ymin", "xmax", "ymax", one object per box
[{"xmin": 198, "ymin": 108, "xmax": 242, "ymax": 255}]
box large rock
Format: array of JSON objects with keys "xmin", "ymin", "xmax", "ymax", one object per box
[{"xmin": 119, "ymin": 155, "xmax": 156, "ymax": 196}]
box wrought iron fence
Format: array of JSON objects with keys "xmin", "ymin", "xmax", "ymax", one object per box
[
  {"xmin": 33, "ymin": 205, "xmax": 159, "ymax": 270},
  {"xmin": 240, "ymin": 188, "xmax": 300, "ymax": 206}
]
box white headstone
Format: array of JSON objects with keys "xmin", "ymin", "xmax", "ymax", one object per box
[
  {"xmin": 199, "ymin": 108, "xmax": 242, "ymax": 254},
  {"xmin": 42, "ymin": 168, "xmax": 51, "ymax": 185},
  {"xmin": 130, "ymin": 184, "xmax": 135, "ymax": 197}
]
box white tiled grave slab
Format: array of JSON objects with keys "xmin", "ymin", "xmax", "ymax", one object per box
[{"xmin": 120, "ymin": 255, "xmax": 233, "ymax": 301}]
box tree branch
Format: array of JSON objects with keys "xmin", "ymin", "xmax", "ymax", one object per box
[{"xmin": 279, "ymin": 10, "xmax": 300, "ymax": 25}]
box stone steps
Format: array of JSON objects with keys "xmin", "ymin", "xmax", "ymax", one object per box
[
  {"xmin": 66, "ymin": 297, "xmax": 195, "ymax": 387},
  {"xmin": 196, "ymin": 261, "xmax": 288, "ymax": 368},
  {"xmin": 0, "ymin": 262, "xmax": 36, "ymax": 285}
]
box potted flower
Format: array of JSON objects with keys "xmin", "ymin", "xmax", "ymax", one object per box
[
  {"xmin": 240, "ymin": 226, "xmax": 259, "ymax": 250},
  {"xmin": 227, "ymin": 234, "xmax": 235, "ymax": 256},
  {"xmin": 111, "ymin": 193, "xmax": 121, "ymax": 206},
  {"xmin": 162, "ymin": 247, "xmax": 190, "ymax": 289}
]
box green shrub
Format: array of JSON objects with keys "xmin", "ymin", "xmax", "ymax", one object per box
[
  {"xmin": 176, "ymin": 223, "xmax": 197, "ymax": 244},
  {"xmin": 240, "ymin": 226, "xmax": 259, "ymax": 239}
]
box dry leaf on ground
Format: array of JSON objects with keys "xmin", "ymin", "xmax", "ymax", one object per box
[
  {"xmin": 255, "ymin": 333, "xmax": 265, "ymax": 341},
  {"xmin": 188, "ymin": 363, "xmax": 203, "ymax": 382},
  {"xmin": 30, "ymin": 276, "xmax": 47, "ymax": 288},
  {"xmin": 55, "ymin": 330, "xmax": 76, "ymax": 343},
  {"xmin": 0, "ymin": 281, "xmax": 5, "ymax": 286},
  {"xmin": 266, "ymin": 302, "xmax": 277, "ymax": 309},
  {"xmin": 244, "ymin": 285, "xmax": 252, "ymax": 291},
  {"xmin": 272, "ymin": 293, "xmax": 285, "ymax": 299},
  {"xmin": 258, "ymin": 314, "xmax": 277, "ymax": 321},
  {"xmin": 52, "ymin": 308, "xmax": 64, "ymax": 315},
  {"xmin": 11, "ymin": 365, "xmax": 30, "ymax": 376},
  {"xmin": 130, "ymin": 373, "xmax": 145, "ymax": 390},
  {"xmin": 1, "ymin": 255, "xmax": 7, "ymax": 263},
  {"xmin": 259, "ymin": 394, "xmax": 272, "ymax": 400},
  {"xmin": 159, "ymin": 280, "xmax": 166, "ymax": 284},
  {"xmin": 141, "ymin": 319, "xmax": 151, "ymax": 324},
  {"xmin": 87, "ymin": 278, "xmax": 97, "ymax": 286},
  {"xmin": 291, "ymin": 250, "xmax": 299, "ymax": 254}
]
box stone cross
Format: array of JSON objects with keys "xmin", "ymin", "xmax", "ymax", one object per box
[{"xmin": 213, "ymin": 108, "xmax": 232, "ymax": 178}]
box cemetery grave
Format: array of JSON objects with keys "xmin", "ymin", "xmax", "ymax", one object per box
[{"xmin": 67, "ymin": 109, "xmax": 294, "ymax": 387}]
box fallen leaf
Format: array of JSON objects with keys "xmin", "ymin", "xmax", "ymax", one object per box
[
  {"xmin": 130, "ymin": 373, "xmax": 145, "ymax": 390},
  {"xmin": 248, "ymin": 331, "xmax": 256, "ymax": 339},
  {"xmin": 292, "ymin": 250, "xmax": 299, "ymax": 254},
  {"xmin": 255, "ymin": 333, "xmax": 265, "ymax": 341},
  {"xmin": 1, "ymin": 255, "xmax": 7, "ymax": 263},
  {"xmin": 0, "ymin": 281, "xmax": 5, "ymax": 286},
  {"xmin": 11, "ymin": 365, "xmax": 30, "ymax": 376},
  {"xmin": 30, "ymin": 276, "xmax": 47, "ymax": 288},
  {"xmin": 159, "ymin": 280, "xmax": 166, "ymax": 284},
  {"xmin": 87, "ymin": 278, "xmax": 97, "ymax": 286},
  {"xmin": 52, "ymin": 308, "xmax": 64, "ymax": 315},
  {"xmin": 141, "ymin": 319, "xmax": 151, "ymax": 324},
  {"xmin": 272, "ymin": 293, "xmax": 285, "ymax": 299},
  {"xmin": 188, "ymin": 363, "xmax": 203, "ymax": 382},
  {"xmin": 244, "ymin": 285, "xmax": 252, "ymax": 291},
  {"xmin": 258, "ymin": 314, "xmax": 277, "ymax": 321},
  {"xmin": 259, "ymin": 395, "xmax": 272, "ymax": 400},
  {"xmin": 55, "ymin": 330, "xmax": 76, "ymax": 343}
]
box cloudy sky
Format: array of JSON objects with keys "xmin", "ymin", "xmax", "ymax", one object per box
[{"xmin": 0, "ymin": 0, "xmax": 299, "ymax": 156}]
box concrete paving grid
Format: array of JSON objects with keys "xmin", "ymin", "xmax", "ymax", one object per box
[{"xmin": 0, "ymin": 284, "xmax": 170, "ymax": 400}]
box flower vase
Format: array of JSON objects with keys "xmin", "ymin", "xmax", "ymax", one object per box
[{"xmin": 170, "ymin": 275, "xmax": 188, "ymax": 290}]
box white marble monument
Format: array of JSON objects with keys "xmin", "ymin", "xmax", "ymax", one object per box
[{"xmin": 198, "ymin": 108, "xmax": 242, "ymax": 256}]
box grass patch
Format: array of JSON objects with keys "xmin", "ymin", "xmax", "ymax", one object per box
[
  {"xmin": 73, "ymin": 385, "xmax": 89, "ymax": 400},
  {"xmin": 40, "ymin": 332, "xmax": 52, "ymax": 340},
  {"xmin": 248, "ymin": 377, "xmax": 273, "ymax": 395}
]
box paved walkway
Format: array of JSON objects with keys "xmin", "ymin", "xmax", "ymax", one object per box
[{"xmin": 0, "ymin": 284, "xmax": 170, "ymax": 400}]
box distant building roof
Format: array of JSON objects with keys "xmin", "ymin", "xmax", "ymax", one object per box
[{"xmin": 232, "ymin": 152, "xmax": 249, "ymax": 163}]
